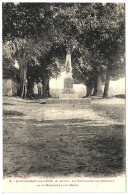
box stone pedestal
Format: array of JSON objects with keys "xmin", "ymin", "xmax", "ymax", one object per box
[
  {"xmin": 59, "ymin": 76, "xmax": 79, "ymax": 99},
  {"xmin": 62, "ymin": 78, "xmax": 74, "ymax": 94},
  {"xmin": 64, "ymin": 78, "xmax": 73, "ymax": 89},
  {"xmin": 59, "ymin": 93, "xmax": 78, "ymax": 99}
]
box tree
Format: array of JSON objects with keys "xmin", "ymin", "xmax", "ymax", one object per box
[
  {"xmin": 3, "ymin": 3, "xmax": 125, "ymax": 98},
  {"xmin": 3, "ymin": 37, "xmax": 52, "ymax": 97},
  {"xmin": 2, "ymin": 3, "xmax": 64, "ymax": 97},
  {"xmin": 93, "ymin": 3, "xmax": 125, "ymax": 97},
  {"xmin": 70, "ymin": 3, "xmax": 125, "ymax": 97}
]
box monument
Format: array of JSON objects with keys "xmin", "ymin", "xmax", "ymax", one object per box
[
  {"xmin": 43, "ymin": 53, "xmax": 91, "ymax": 104},
  {"xmin": 59, "ymin": 53, "xmax": 78, "ymax": 99}
]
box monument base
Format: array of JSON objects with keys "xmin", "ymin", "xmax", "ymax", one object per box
[
  {"xmin": 62, "ymin": 88, "xmax": 74, "ymax": 94},
  {"xmin": 59, "ymin": 93, "xmax": 78, "ymax": 99},
  {"xmin": 41, "ymin": 98, "xmax": 91, "ymax": 104}
]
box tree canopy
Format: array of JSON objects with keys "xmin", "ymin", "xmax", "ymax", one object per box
[{"xmin": 3, "ymin": 2, "xmax": 125, "ymax": 98}]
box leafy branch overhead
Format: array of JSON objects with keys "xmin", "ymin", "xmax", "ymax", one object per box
[{"xmin": 3, "ymin": 3, "xmax": 125, "ymax": 97}]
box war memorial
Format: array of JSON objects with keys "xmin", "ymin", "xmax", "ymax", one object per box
[{"xmin": 45, "ymin": 53, "xmax": 91, "ymax": 104}]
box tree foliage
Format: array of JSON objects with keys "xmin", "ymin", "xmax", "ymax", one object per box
[{"xmin": 3, "ymin": 3, "xmax": 125, "ymax": 97}]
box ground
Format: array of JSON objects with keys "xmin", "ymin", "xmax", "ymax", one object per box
[{"xmin": 3, "ymin": 96, "xmax": 125, "ymax": 178}]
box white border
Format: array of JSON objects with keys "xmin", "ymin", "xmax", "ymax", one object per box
[
  {"xmin": 0, "ymin": 1, "xmax": 127, "ymax": 195},
  {"xmin": 1, "ymin": 0, "xmax": 127, "ymax": 3},
  {"xmin": 0, "ymin": 0, "xmax": 3, "ymax": 195}
]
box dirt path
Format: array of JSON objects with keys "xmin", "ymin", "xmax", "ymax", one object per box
[
  {"xmin": 3, "ymin": 97, "xmax": 125, "ymax": 177},
  {"xmin": 3, "ymin": 97, "xmax": 123, "ymax": 125}
]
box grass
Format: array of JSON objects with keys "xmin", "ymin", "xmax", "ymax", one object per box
[{"xmin": 91, "ymin": 103, "xmax": 125, "ymax": 123}]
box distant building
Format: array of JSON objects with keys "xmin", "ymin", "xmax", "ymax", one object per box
[{"xmin": 3, "ymin": 79, "xmax": 17, "ymax": 96}]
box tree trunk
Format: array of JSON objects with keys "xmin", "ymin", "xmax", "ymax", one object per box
[
  {"xmin": 46, "ymin": 77, "xmax": 51, "ymax": 97},
  {"xmin": 18, "ymin": 56, "xmax": 24, "ymax": 96},
  {"xmin": 43, "ymin": 79, "xmax": 47, "ymax": 98},
  {"xmin": 42, "ymin": 76, "xmax": 51, "ymax": 98},
  {"xmin": 93, "ymin": 81, "xmax": 97, "ymax": 96},
  {"xmin": 97, "ymin": 74, "xmax": 103, "ymax": 94},
  {"xmin": 103, "ymin": 71, "xmax": 110, "ymax": 98},
  {"xmin": 93, "ymin": 74, "xmax": 103, "ymax": 96},
  {"xmin": 18, "ymin": 54, "xmax": 27, "ymax": 98},
  {"xmin": 86, "ymin": 85, "xmax": 93, "ymax": 97},
  {"xmin": 19, "ymin": 67, "xmax": 23, "ymax": 95},
  {"xmin": 21, "ymin": 64, "xmax": 27, "ymax": 98}
]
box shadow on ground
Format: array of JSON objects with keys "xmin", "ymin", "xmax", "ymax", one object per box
[
  {"xmin": 3, "ymin": 116, "xmax": 125, "ymax": 177},
  {"xmin": 3, "ymin": 103, "xmax": 14, "ymax": 106},
  {"xmin": 3, "ymin": 110, "xmax": 25, "ymax": 117}
]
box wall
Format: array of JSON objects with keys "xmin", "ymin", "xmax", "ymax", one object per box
[{"xmin": 3, "ymin": 79, "xmax": 17, "ymax": 96}]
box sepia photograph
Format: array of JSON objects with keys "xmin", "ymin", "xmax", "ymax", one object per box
[{"xmin": 2, "ymin": 1, "xmax": 126, "ymax": 192}]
